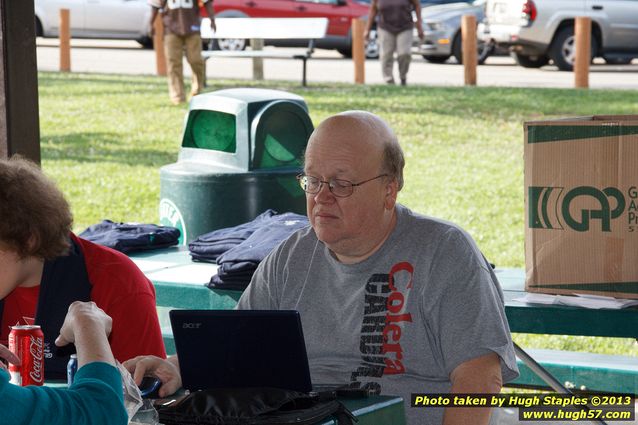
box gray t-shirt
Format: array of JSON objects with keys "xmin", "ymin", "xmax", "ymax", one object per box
[{"xmin": 238, "ymin": 204, "xmax": 519, "ymax": 425}]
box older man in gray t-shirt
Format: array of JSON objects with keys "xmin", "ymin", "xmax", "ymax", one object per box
[
  {"xmin": 240, "ymin": 111, "xmax": 518, "ymax": 425},
  {"xmin": 240, "ymin": 205, "xmax": 518, "ymax": 425},
  {"xmin": 124, "ymin": 111, "xmax": 519, "ymax": 425}
]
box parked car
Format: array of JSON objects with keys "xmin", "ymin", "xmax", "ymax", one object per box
[
  {"xmin": 478, "ymin": 0, "xmax": 638, "ymax": 70},
  {"xmin": 34, "ymin": 0, "xmax": 152, "ymax": 48},
  {"xmin": 416, "ymin": 0, "xmax": 492, "ymax": 64},
  {"xmin": 202, "ymin": 0, "xmax": 469, "ymax": 58}
]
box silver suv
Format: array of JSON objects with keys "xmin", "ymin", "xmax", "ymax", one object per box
[{"xmin": 478, "ymin": 0, "xmax": 638, "ymax": 70}]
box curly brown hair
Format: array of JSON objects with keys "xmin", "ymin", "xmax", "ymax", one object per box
[{"xmin": 0, "ymin": 156, "xmax": 73, "ymax": 259}]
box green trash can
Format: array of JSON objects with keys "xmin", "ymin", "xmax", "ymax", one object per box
[{"xmin": 159, "ymin": 88, "xmax": 313, "ymax": 245}]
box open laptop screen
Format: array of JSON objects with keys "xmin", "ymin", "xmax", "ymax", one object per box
[{"xmin": 169, "ymin": 309, "xmax": 313, "ymax": 393}]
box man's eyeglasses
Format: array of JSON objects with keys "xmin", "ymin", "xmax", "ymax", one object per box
[{"xmin": 296, "ymin": 173, "xmax": 388, "ymax": 198}]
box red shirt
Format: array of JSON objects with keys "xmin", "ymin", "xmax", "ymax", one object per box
[
  {"xmin": 0, "ymin": 286, "xmax": 38, "ymax": 345},
  {"xmin": 0, "ymin": 234, "xmax": 166, "ymax": 362}
]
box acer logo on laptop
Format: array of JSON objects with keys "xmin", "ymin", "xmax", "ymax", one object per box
[{"xmin": 182, "ymin": 322, "xmax": 202, "ymax": 329}]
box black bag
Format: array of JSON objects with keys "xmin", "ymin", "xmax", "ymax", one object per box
[{"xmin": 156, "ymin": 387, "xmax": 356, "ymax": 425}]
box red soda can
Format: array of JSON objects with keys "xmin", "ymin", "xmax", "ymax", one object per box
[{"xmin": 8, "ymin": 325, "xmax": 45, "ymax": 386}]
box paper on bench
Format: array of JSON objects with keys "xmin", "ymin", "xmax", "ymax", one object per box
[{"xmin": 514, "ymin": 293, "xmax": 638, "ymax": 309}]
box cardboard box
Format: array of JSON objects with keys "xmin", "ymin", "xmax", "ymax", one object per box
[{"xmin": 524, "ymin": 115, "xmax": 638, "ymax": 299}]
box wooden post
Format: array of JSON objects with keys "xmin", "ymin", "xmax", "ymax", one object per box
[
  {"xmin": 0, "ymin": 0, "xmax": 41, "ymax": 162},
  {"xmin": 251, "ymin": 38, "xmax": 264, "ymax": 80},
  {"xmin": 59, "ymin": 8, "xmax": 70, "ymax": 72},
  {"xmin": 461, "ymin": 14, "xmax": 477, "ymax": 86},
  {"xmin": 574, "ymin": 16, "xmax": 591, "ymax": 89},
  {"xmin": 352, "ymin": 18, "xmax": 365, "ymax": 84},
  {"xmin": 153, "ymin": 14, "xmax": 166, "ymax": 76}
]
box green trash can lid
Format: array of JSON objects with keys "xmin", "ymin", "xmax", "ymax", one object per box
[
  {"xmin": 204, "ymin": 88, "xmax": 307, "ymax": 105},
  {"xmin": 250, "ymin": 100, "xmax": 313, "ymax": 170}
]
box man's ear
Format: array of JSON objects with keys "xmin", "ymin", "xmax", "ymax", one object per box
[{"xmin": 384, "ymin": 178, "xmax": 399, "ymax": 210}]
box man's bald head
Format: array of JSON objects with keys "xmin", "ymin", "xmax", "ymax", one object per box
[{"xmin": 307, "ymin": 111, "xmax": 405, "ymax": 190}]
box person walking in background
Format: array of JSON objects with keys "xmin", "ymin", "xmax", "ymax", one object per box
[
  {"xmin": 149, "ymin": 0, "xmax": 216, "ymax": 105},
  {"xmin": 365, "ymin": 0, "xmax": 424, "ymax": 85}
]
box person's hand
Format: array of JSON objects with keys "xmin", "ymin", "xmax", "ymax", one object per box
[
  {"xmin": 364, "ymin": 28, "xmax": 371, "ymax": 41},
  {"xmin": 210, "ymin": 17, "xmax": 217, "ymax": 33},
  {"xmin": 55, "ymin": 301, "xmax": 112, "ymax": 348},
  {"xmin": 417, "ymin": 26, "xmax": 425, "ymax": 42},
  {"xmin": 123, "ymin": 355, "xmax": 182, "ymax": 398},
  {"xmin": 0, "ymin": 344, "xmax": 20, "ymax": 370}
]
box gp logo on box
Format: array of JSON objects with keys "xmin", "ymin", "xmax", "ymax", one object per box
[{"xmin": 529, "ymin": 186, "xmax": 638, "ymax": 232}]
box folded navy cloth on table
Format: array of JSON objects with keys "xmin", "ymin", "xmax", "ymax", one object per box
[
  {"xmin": 209, "ymin": 274, "xmax": 255, "ymax": 291},
  {"xmin": 79, "ymin": 220, "xmax": 180, "ymax": 253},
  {"xmin": 218, "ymin": 261, "xmax": 259, "ymax": 276},
  {"xmin": 188, "ymin": 209, "xmax": 277, "ymax": 262},
  {"xmin": 208, "ymin": 212, "xmax": 309, "ymax": 291}
]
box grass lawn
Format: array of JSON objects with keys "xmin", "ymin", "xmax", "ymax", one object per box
[{"xmin": 38, "ymin": 71, "xmax": 638, "ymax": 356}]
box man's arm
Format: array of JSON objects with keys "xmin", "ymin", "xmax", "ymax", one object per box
[
  {"xmin": 411, "ymin": 0, "xmax": 424, "ymax": 41},
  {"xmin": 203, "ymin": 1, "xmax": 216, "ymax": 32},
  {"xmin": 149, "ymin": 8, "xmax": 158, "ymax": 36},
  {"xmin": 0, "ymin": 302, "xmax": 128, "ymax": 425},
  {"xmin": 443, "ymin": 352, "xmax": 503, "ymax": 425},
  {"xmin": 364, "ymin": 0, "xmax": 378, "ymax": 40}
]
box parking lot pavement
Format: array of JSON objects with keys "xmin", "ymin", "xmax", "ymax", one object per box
[{"xmin": 36, "ymin": 38, "xmax": 638, "ymax": 89}]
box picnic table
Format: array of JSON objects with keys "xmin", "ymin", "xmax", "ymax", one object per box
[{"xmin": 45, "ymin": 379, "xmax": 405, "ymax": 425}]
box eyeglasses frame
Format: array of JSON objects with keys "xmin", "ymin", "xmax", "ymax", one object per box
[{"xmin": 296, "ymin": 173, "xmax": 389, "ymax": 198}]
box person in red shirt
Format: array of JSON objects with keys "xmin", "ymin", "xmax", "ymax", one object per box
[{"xmin": 0, "ymin": 156, "xmax": 166, "ymax": 379}]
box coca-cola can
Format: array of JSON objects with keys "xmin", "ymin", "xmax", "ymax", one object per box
[{"xmin": 8, "ymin": 325, "xmax": 45, "ymax": 386}]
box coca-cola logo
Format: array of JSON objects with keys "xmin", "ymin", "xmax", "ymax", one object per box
[{"xmin": 29, "ymin": 336, "xmax": 44, "ymax": 383}]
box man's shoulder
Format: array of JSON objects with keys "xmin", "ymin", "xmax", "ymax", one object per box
[
  {"xmin": 397, "ymin": 204, "xmax": 467, "ymax": 236},
  {"xmin": 396, "ymin": 204, "xmax": 481, "ymax": 253},
  {"xmin": 274, "ymin": 225, "xmax": 316, "ymax": 254}
]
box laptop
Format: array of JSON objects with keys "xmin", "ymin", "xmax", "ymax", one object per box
[{"xmin": 170, "ymin": 309, "xmax": 319, "ymax": 393}]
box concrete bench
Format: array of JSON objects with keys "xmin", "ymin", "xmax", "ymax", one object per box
[
  {"xmin": 200, "ymin": 17, "xmax": 328, "ymax": 86},
  {"xmin": 512, "ymin": 349, "xmax": 638, "ymax": 395}
]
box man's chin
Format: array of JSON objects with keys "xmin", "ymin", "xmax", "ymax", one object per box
[{"xmin": 314, "ymin": 228, "xmax": 341, "ymax": 247}]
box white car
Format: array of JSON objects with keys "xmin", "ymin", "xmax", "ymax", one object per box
[{"xmin": 34, "ymin": 0, "xmax": 152, "ymax": 47}]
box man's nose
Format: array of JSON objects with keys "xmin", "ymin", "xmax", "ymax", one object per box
[{"xmin": 314, "ymin": 182, "xmax": 335, "ymax": 203}]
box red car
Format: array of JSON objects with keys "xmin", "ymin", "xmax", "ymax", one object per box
[{"xmin": 200, "ymin": 0, "xmax": 379, "ymax": 58}]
